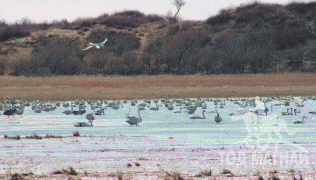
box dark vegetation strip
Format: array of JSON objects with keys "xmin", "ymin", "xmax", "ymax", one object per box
[{"xmin": 0, "ymin": 1, "xmax": 315, "ymax": 77}]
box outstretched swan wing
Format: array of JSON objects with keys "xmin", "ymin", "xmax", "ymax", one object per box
[
  {"xmin": 99, "ymin": 38, "xmax": 108, "ymax": 46},
  {"xmin": 82, "ymin": 45, "xmax": 93, "ymax": 50}
]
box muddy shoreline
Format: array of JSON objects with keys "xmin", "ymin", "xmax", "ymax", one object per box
[{"xmin": 1, "ymin": 136, "xmax": 316, "ymax": 179}]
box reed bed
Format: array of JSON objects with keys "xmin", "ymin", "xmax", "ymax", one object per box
[{"xmin": 0, "ymin": 73, "xmax": 316, "ymax": 102}]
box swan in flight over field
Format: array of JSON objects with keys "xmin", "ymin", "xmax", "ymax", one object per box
[{"xmin": 82, "ymin": 38, "xmax": 108, "ymax": 50}]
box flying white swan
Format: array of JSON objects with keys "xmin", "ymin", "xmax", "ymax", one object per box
[{"xmin": 82, "ymin": 38, "xmax": 108, "ymax": 50}]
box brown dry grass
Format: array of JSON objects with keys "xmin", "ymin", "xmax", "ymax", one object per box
[{"xmin": 0, "ymin": 73, "xmax": 316, "ymax": 102}]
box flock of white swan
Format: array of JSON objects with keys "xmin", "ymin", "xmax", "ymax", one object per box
[{"xmin": 1, "ymin": 96, "xmax": 315, "ymax": 128}]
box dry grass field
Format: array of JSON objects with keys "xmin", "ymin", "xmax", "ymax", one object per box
[{"xmin": 1, "ymin": 72, "xmax": 316, "ymax": 102}]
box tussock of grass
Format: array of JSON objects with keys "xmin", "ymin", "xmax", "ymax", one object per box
[
  {"xmin": 268, "ymin": 175, "xmax": 280, "ymax": 180},
  {"xmin": 164, "ymin": 171, "xmax": 185, "ymax": 180},
  {"xmin": 68, "ymin": 166, "xmax": 78, "ymax": 175},
  {"xmin": 221, "ymin": 169, "xmax": 234, "ymax": 176},
  {"xmin": 116, "ymin": 170, "xmax": 123, "ymax": 180},
  {"xmin": 73, "ymin": 131, "xmax": 80, "ymax": 137},
  {"xmin": 52, "ymin": 166, "xmax": 77, "ymax": 176},
  {"xmin": 195, "ymin": 169, "xmax": 212, "ymax": 177},
  {"xmin": 26, "ymin": 133, "xmax": 42, "ymax": 139},
  {"xmin": 268, "ymin": 170, "xmax": 280, "ymax": 180},
  {"xmin": 10, "ymin": 172, "xmax": 24, "ymax": 180},
  {"xmin": 4, "ymin": 135, "xmax": 21, "ymax": 140},
  {"xmin": 45, "ymin": 134, "xmax": 62, "ymax": 138},
  {"xmin": 258, "ymin": 175, "xmax": 264, "ymax": 180}
]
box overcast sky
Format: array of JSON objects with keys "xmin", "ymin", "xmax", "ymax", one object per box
[{"xmin": 1, "ymin": 0, "xmax": 314, "ymax": 24}]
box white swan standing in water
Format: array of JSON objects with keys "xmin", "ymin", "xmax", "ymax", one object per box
[
  {"xmin": 74, "ymin": 113, "xmax": 95, "ymax": 127},
  {"xmin": 126, "ymin": 108, "xmax": 142, "ymax": 126},
  {"xmin": 173, "ymin": 107, "xmax": 183, "ymax": 113},
  {"xmin": 150, "ymin": 102, "xmax": 159, "ymax": 110},
  {"xmin": 168, "ymin": 103, "xmax": 174, "ymax": 110},
  {"xmin": 293, "ymin": 116, "xmax": 307, "ymax": 124},
  {"xmin": 82, "ymin": 38, "xmax": 108, "ymax": 50},
  {"xmin": 190, "ymin": 110, "xmax": 206, "ymax": 119},
  {"xmin": 214, "ymin": 106, "xmax": 222, "ymax": 123}
]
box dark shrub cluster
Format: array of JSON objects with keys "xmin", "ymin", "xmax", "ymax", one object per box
[
  {"xmin": 274, "ymin": 28, "xmax": 316, "ymax": 50},
  {"xmin": 285, "ymin": 1, "xmax": 316, "ymax": 14},
  {"xmin": 206, "ymin": 9, "xmax": 232, "ymax": 25},
  {"xmin": 98, "ymin": 15, "xmax": 140, "ymax": 28},
  {"xmin": 0, "ymin": 22, "xmax": 30, "ymax": 42},
  {"xmin": 72, "ymin": 18, "xmax": 96, "ymax": 30},
  {"xmin": 113, "ymin": 10, "xmax": 145, "ymax": 18},
  {"xmin": 145, "ymin": 14, "xmax": 165, "ymax": 23},
  {"xmin": 233, "ymin": 1, "xmax": 290, "ymax": 25},
  {"xmin": 51, "ymin": 19, "xmax": 71, "ymax": 29}
]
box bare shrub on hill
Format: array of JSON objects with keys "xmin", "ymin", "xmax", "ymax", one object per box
[
  {"xmin": 124, "ymin": 51, "xmax": 142, "ymax": 75},
  {"xmin": 96, "ymin": 10, "xmax": 165, "ymax": 27},
  {"xmin": 30, "ymin": 21, "xmax": 51, "ymax": 31},
  {"xmin": 51, "ymin": 19, "xmax": 70, "ymax": 29},
  {"xmin": 206, "ymin": 9, "xmax": 232, "ymax": 25},
  {"xmin": 199, "ymin": 49, "xmax": 214, "ymax": 74},
  {"xmin": 304, "ymin": 61, "xmax": 316, "ymax": 72},
  {"xmin": 84, "ymin": 50, "xmax": 112, "ymax": 75},
  {"xmin": 211, "ymin": 28, "xmax": 244, "ymax": 74},
  {"xmin": 97, "ymin": 13, "xmax": 109, "ymax": 19},
  {"xmin": 145, "ymin": 14, "xmax": 165, "ymax": 23},
  {"xmin": 285, "ymin": 1, "xmax": 316, "ymax": 14},
  {"xmin": 113, "ymin": 10, "xmax": 145, "ymax": 18},
  {"xmin": 109, "ymin": 32, "xmax": 140, "ymax": 57},
  {"xmin": 162, "ymin": 27, "xmax": 206, "ymax": 75},
  {"xmin": 0, "ymin": 22, "xmax": 30, "ymax": 42},
  {"xmin": 72, "ymin": 17, "xmax": 96, "ymax": 30},
  {"xmin": 233, "ymin": 1, "xmax": 290, "ymax": 25},
  {"xmin": 98, "ymin": 15, "xmax": 140, "ymax": 28},
  {"xmin": 27, "ymin": 35, "xmax": 82, "ymax": 76},
  {"xmin": 273, "ymin": 28, "xmax": 316, "ymax": 50}
]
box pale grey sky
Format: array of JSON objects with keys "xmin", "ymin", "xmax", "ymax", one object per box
[{"xmin": 1, "ymin": 0, "xmax": 313, "ymax": 24}]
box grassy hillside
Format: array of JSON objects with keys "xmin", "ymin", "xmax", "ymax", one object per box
[{"xmin": 0, "ymin": 1, "xmax": 316, "ymax": 77}]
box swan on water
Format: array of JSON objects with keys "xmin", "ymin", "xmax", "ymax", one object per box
[
  {"xmin": 126, "ymin": 108, "xmax": 142, "ymax": 126},
  {"xmin": 214, "ymin": 107, "xmax": 222, "ymax": 123},
  {"xmin": 190, "ymin": 110, "xmax": 206, "ymax": 119},
  {"xmin": 174, "ymin": 108, "xmax": 183, "ymax": 113},
  {"xmin": 293, "ymin": 116, "xmax": 307, "ymax": 124},
  {"xmin": 150, "ymin": 102, "xmax": 159, "ymax": 110}
]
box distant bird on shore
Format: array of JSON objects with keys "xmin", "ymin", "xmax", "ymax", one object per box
[
  {"xmin": 82, "ymin": 38, "xmax": 108, "ymax": 50},
  {"xmin": 294, "ymin": 116, "xmax": 307, "ymax": 124},
  {"xmin": 74, "ymin": 121, "xmax": 93, "ymax": 127},
  {"xmin": 173, "ymin": 108, "xmax": 183, "ymax": 113},
  {"xmin": 190, "ymin": 110, "xmax": 206, "ymax": 119},
  {"xmin": 3, "ymin": 108, "xmax": 17, "ymax": 118},
  {"xmin": 126, "ymin": 108, "xmax": 142, "ymax": 126},
  {"xmin": 214, "ymin": 107, "xmax": 222, "ymax": 123}
]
